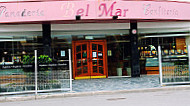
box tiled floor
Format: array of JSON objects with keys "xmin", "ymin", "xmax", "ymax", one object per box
[
  {"xmin": 72, "ymin": 75, "xmax": 161, "ymax": 92},
  {"xmin": 0, "ymin": 75, "xmax": 160, "ymax": 97}
]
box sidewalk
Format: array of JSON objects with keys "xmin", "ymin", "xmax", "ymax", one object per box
[
  {"xmin": 72, "ymin": 75, "xmax": 160, "ymax": 92},
  {"xmin": 1, "ymin": 86, "xmax": 190, "ymax": 106},
  {"xmin": 1, "ymin": 75, "xmax": 190, "ymax": 102}
]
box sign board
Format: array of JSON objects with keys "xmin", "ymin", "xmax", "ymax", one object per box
[
  {"xmin": 162, "ymin": 57, "xmax": 188, "ymax": 62},
  {"xmin": 85, "ymin": 36, "xmax": 93, "ymax": 40},
  {"xmin": 1, "ymin": 1, "xmax": 190, "ymax": 23},
  {"xmin": 108, "ymin": 50, "xmax": 112, "ymax": 56},
  {"xmin": 61, "ymin": 50, "xmax": 65, "ymax": 57},
  {"xmin": 93, "ymin": 52, "xmax": 97, "ymax": 58}
]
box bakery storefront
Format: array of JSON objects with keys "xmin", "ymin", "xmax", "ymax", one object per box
[{"xmin": 0, "ymin": 0, "xmax": 190, "ymax": 79}]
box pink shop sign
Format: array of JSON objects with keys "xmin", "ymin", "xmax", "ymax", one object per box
[{"xmin": 0, "ymin": 1, "xmax": 190, "ymax": 23}]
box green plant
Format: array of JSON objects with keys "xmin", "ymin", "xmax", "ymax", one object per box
[
  {"xmin": 38, "ymin": 55, "xmax": 52, "ymax": 71},
  {"xmin": 38, "ymin": 55, "xmax": 52, "ymax": 64},
  {"xmin": 22, "ymin": 55, "xmax": 52, "ymax": 72},
  {"xmin": 117, "ymin": 62, "xmax": 123, "ymax": 68},
  {"xmin": 6, "ymin": 83, "xmax": 17, "ymax": 87},
  {"xmin": 22, "ymin": 55, "xmax": 35, "ymax": 72},
  {"xmin": 22, "ymin": 55, "xmax": 35, "ymax": 65}
]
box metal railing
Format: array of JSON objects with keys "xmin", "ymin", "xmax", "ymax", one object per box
[
  {"xmin": 158, "ymin": 46, "xmax": 190, "ymax": 86},
  {"xmin": 0, "ymin": 49, "xmax": 72, "ymax": 95},
  {"xmin": 162, "ymin": 65, "xmax": 189, "ymax": 83}
]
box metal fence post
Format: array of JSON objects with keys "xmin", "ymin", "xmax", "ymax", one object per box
[
  {"xmin": 158, "ymin": 46, "xmax": 163, "ymax": 86},
  {"xmin": 35, "ymin": 50, "xmax": 38, "ymax": 97},
  {"xmin": 68, "ymin": 49, "xmax": 72, "ymax": 91},
  {"xmin": 188, "ymin": 45, "xmax": 190, "ymax": 80}
]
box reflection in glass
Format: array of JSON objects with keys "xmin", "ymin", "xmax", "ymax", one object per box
[
  {"xmin": 82, "ymin": 44, "xmax": 87, "ymax": 50},
  {"xmin": 83, "ymin": 67, "xmax": 88, "ymax": 73},
  {"xmin": 99, "ymin": 60, "xmax": 103, "ymax": 66},
  {"xmin": 98, "ymin": 52, "xmax": 103, "ymax": 58},
  {"xmin": 77, "ymin": 53, "xmax": 81, "ymax": 59},
  {"xmin": 77, "ymin": 60, "xmax": 81, "ymax": 67},
  {"xmin": 98, "ymin": 45, "xmax": 103, "ymax": 51},
  {"xmin": 93, "ymin": 60, "xmax": 97, "ymax": 65},
  {"xmin": 76, "ymin": 45, "xmax": 81, "ymax": 52},
  {"xmin": 82, "ymin": 51, "xmax": 87, "ymax": 58},
  {"xmin": 92, "ymin": 44, "xmax": 97, "ymax": 50},
  {"xmin": 83, "ymin": 59, "xmax": 87, "ymax": 65},
  {"xmin": 77, "ymin": 68, "xmax": 82, "ymax": 75},
  {"xmin": 93, "ymin": 66, "xmax": 97, "ymax": 73},
  {"xmin": 99, "ymin": 67, "xmax": 104, "ymax": 74}
]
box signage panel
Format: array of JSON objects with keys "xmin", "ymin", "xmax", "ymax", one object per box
[{"xmin": 0, "ymin": 1, "xmax": 190, "ymax": 23}]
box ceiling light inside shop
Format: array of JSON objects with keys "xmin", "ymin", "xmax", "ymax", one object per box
[
  {"xmin": 144, "ymin": 34, "xmax": 190, "ymax": 38},
  {"xmin": 138, "ymin": 28, "xmax": 190, "ymax": 34},
  {"xmin": 22, "ymin": 51, "xmax": 26, "ymax": 54},
  {"xmin": 0, "ymin": 39, "xmax": 26, "ymax": 42},
  {"xmin": 4, "ymin": 52, "xmax": 7, "ymax": 54}
]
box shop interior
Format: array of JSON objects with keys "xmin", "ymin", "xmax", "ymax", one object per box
[
  {"xmin": 138, "ymin": 27, "xmax": 188, "ymax": 75},
  {"xmin": 0, "ymin": 23, "xmax": 189, "ymax": 78}
]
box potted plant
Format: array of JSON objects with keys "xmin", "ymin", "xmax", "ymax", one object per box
[
  {"xmin": 38, "ymin": 55, "xmax": 52, "ymax": 71},
  {"xmin": 22, "ymin": 55, "xmax": 52, "ymax": 72},
  {"xmin": 117, "ymin": 62, "xmax": 123, "ymax": 76},
  {"xmin": 22, "ymin": 55, "xmax": 35, "ymax": 72}
]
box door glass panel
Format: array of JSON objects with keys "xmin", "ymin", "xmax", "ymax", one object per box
[
  {"xmin": 93, "ymin": 66, "xmax": 97, "ymax": 73},
  {"xmin": 75, "ymin": 41, "xmax": 106, "ymax": 78},
  {"xmin": 77, "ymin": 53, "xmax": 81, "ymax": 59},
  {"xmin": 76, "ymin": 45, "xmax": 81, "ymax": 52},
  {"xmin": 82, "ymin": 44, "xmax": 87, "ymax": 50},
  {"xmin": 92, "ymin": 44, "xmax": 97, "ymax": 50},
  {"xmin": 99, "ymin": 67, "xmax": 104, "ymax": 74},
  {"xmin": 77, "ymin": 68, "xmax": 82, "ymax": 75},
  {"xmin": 83, "ymin": 67, "xmax": 88, "ymax": 73},
  {"xmin": 99, "ymin": 60, "xmax": 103, "ymax": 66},
  {"xmin": 77, "ymin": 60, "xmax": 81, "ymax": 67},
  {"xmin": 82, "ymin": 59, "xmax": 87, "ymax": 65},
  {"xmin": 98, "ymin": 45, "xmax": 103, "ymax": 51},
  {"xmin": 82, "ymin": 51, "xmax": 87, "ymax": 58},
  {"xmin": 92, "ymin": 60, "xmax": 97, "ymax": 65}
]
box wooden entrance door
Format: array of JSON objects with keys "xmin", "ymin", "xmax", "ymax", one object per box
[{"xmin": 72, "ymin": 40, "xmax": 107, "ymax": 80}]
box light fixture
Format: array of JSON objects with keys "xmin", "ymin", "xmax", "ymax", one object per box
[
  {"xmin": 113, "ymin": 15, "xmax": 118, "ymax": 20},
  {"xmin": 22, "ymin": 51, "xmax": 26, "ymax": 54},
  {"xmin": 4, "ymin": 52, "xmax": 7, "ymax": 54},
  {"xmin": 144, "ymin": 34, "xmax": 189, "ymax": 38},
  {"xmin": 0, "ymin": 39, "xmax": 26, "ymax": 42},
  {"xmin": 76, "ymin": 15, "xmax": 81, "ymax": 20}
]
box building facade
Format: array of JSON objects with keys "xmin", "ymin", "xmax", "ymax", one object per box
[{"xmin": 0, "ymin": 0, "xmax": 190, "ymax": 79}]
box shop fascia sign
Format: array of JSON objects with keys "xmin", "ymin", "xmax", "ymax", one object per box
[
  {"xmin": 0, "ymin": 1, "xmax": 128, "ymax": 19},
  {"xmin": 0, "ymin": 1, "xmax": 187, "ymax": 23},
  {"xmin": 143, "ymin": 4, "xmax": 178, "ymax": 17},
  {"xmin": 59, "ymin": 1, "xmax": 180, "ymax": 19},
  {"xmin": 74, "ymin": 1, "xmax": 129, "ymax": 17},
  {"xmin": 0, "ymin": 6, "xmax": 44, "ymax": 18}
]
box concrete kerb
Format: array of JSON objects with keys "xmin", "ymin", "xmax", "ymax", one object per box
[{"xmin": 1, "ymin": 86, "xmax": 190, "ymax": 102}]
